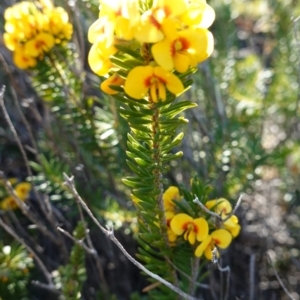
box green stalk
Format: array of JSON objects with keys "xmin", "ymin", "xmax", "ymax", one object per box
[{"xmin": 149, "ymin": 97, "xmax": 179, "ymax": 289}]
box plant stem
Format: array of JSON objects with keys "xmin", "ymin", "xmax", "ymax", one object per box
[{"xmin": 149, "ymin": 97, "xmax": 179, "ymax": 289}]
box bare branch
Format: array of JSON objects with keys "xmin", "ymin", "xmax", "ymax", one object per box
[
  {"xmin": 63, "ymin": 173, "xmax": 201, "ymax": 300},
  {"xmin": 267, "ymin": 251, "xmax": 296, "ymax": 300},
  {"xmin": 193, "ymin": 196, "xmax": 222, "ymax": 220},
  {"xmin": 0, "ymin": 171, "xmax": 58, "ymax": 243},
  {"xmin": 193, "ymin": 194, "xmax": 244, "ymax": 223},
  {"xmin": 222, "ymin": 194, "xmax": 244, "ymax": 222},
  {"xmin": 0, "ymin": 217, "xmax": 54, "ymax": 288},
  {"xmin": 31, "ymin": 281, "xmax": 60, "ymax": 294},
  {"xmin": 217, "ymin": 263, "xmax": 230, "ymax": 300},
  {"xmin": 0, "ymin": 85, "xmax": 35, "ymax": 193},
  {"xmin": 74, "ymin": 199, "xmax": 110, "ymax": 297},
  {"xmin": 212, "ymin": 252, "xmax": 230, "ymax": 300},
  {"xmin": 57, "ymin": 227, "xmax": 95, "ymax": 255},
  {"xmin": 249, "ymin": 253, "xmax": 256, "ymax": 300},
  {"xmin": 0, "ymin": 86, "xmax": 69, "ymax": 259}
]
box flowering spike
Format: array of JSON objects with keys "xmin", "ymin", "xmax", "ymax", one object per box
[{"xmin": 3, "ymin": 1, "xmax": 73, "ymax": 70}]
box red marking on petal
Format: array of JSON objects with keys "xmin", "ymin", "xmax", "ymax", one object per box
[
  {"xmin": 144, "ymin": 76, "xmax": 152, "ymax": 87},
  {"xmin": 183, "ymin": 222, "xmax": 195, "ymax": 231},
  {"xmin": 193, "ymin": 224, "xmax": 198, "ymax": 233},
  {"xmin": 149, "ymin": 14, "xmax": 161, "ymax": 29},
  {"xmin": 170, "ymin": 41, "xmax": 176, "ymax": 57},
  {"xmin": 35, "ymin": 40, "xmax": 46, "ymax": 50},
  {"xmin": 163, "ymin": 6, "xmax": 171, "ymax": 17},
  {"xmin": 116, "ymin": 8, "xmax": 122, "ymax": 16},
  {"xmin": 222, "ymin": 208, "xmax": 228, "ymax": 214},
  {"xmin": 182, "ymin": 222, "xmax": 190, "ymax": 230},
  {"xmin": 178, "ymin": 37, "xmax": 190, "ymax": 51},
  {"xmin": 213, "ymin": 238, "xmax": 220, "ymax": 245}
]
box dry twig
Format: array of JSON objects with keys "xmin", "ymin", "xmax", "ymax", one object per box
[
  {"xmin": 267, "ymin": 251, "xmax": 296, "ymax": 300},
  {"xmin": 63, "ymin": 173, "xmax": 201, "ymax": 300},
  {"xmin": 193, "ymin": 194, "xmax": 244, "ymax": 222}
]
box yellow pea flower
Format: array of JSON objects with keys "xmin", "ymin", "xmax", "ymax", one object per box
[
  {"xmin": 4, "ymin": 2, "xmax": 32, "ymax": 22},
  {"xmin": 88, "ymin": 36, "xmax": 117, "ymax": 76},
  {"xmin": 3, "ymin": 32, "xmax": 21, "ymax": 51},
  {"xmin": 25, "ymin": 32, "xmax": 55, "ymax": 57},
  {"xmin": 13, "ymin": 49, "xmax": 37, "ymax": 69},
  {"xmin": 206, "ymin": 198, "xmax": 241, "ymax": 238},
  {"xmin": 101, "ymin": 73, "xmax": 125, "ymax": 95},
  {"xmin": 170, "ymin": 213, "xmax": 208, "ymax": 245},
  {"xmin": 134, "ymin": 0, "xmax": 187, "ymax": 43},
  {"xmin": 124, "ymin": 65, "xmax": 184, "ymax": 102},
  {"xmin": 195, "ymin": 229, "xmax": 232, "ymax": 259},
  {"xmin": 99, "ymin": 0, "xmax": 140, "ymax": 40},
  {"xmin": 0, "ymin": 196, "xmax": 18, "ymax": 210},
  {"xmin": 0, "ymin": 182, "xmax": 31, "ymax": 210},
  {"xmin": 223, "ymin": 215, "xmax": 241, "ymax": 238},
  {"xmin": 15, "ymin": 182, "xmax": 31, "ymax": 201},
  {"xmin": 88, "ymin": 16, "xmax": 115, "ymax": 45},
  {"xmin": 180, "ymin": 0, "xmax": 215, "ymax": 29},
  {"xmin": 152, "ymin": 26, "xmax": 214, "ymax": 73},
  {"xmin": 45, "ymin": 7, "xmax": 73, "ymax": 41},
  {"xmin": 163, "ymin": 186, "xmax": 181, "ymax": 212},
  {"xmin": 205, "ymin": 198, "xmax": 232, "ymax": 216},
  {"xmin": 165, "ymin": 211, "xmax": 177, "ymax": 242}
]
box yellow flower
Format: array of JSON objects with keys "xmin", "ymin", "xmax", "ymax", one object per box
[
  {"xmin": 152, "ymin": 26, "xmax": 214, "ymax": 73},
  {"xmin": 206, "ymin": 198, "xmax": 241, "ymax": 238},
  {"xmin": 134, "ymin": 0, "xmax": 187, "ymax": 43},
  {"xmin": 101, "ymin": 73, "xmax": 125, "ymax": 95},
  {"xmin": 0, "ymin": 182, "xmax": 31, "ymax": 210},
  {"xmin": 165, "ymin": 211, "xmax": 177, "ymax": 242},
  {"xmin": 3, "ymin": 1, "xmax": 72, "ymax": 65},
  {"xmin": 88, "ymin": 36, "xmax": 117, "ymax": 76},
  {"xmin": 88, "ymin": 16, "xmax": 115, "ymax": 45},
  {"xmin": 3, "ymin": 32, "xmax": 21, "ymax": 51},
  {"xmin": 89, "ymin": 0, "xmax": 139, "ymax": 46},
  {"xmin": 170, "ymin": 213, "xmax": 208, "ymax": 245},
  {"xmin": 163, "ymin": 186, "xmax": 180, "ymax": 212},
  {"xmin": 25, "ymin": 32, "xmax": 55, "ymax": 57},
  {"xmin": 5, "ymin": 3, "xmax": 44, "ymax": 40},
  {"xmin": 13, "ymin": 49, "xmax": 37, "ymax": 69},
  {"xmin": 0, "ymin": 196, "xmax": 18, "ymax": 210},
  {"xmin": 223, "ymin": 215, "xmax": 241, "ymax": 238},
  {"xmin": 195, "ymin": 229, "xmax": 232, "ymax": 259},
  {"xmin": 15, "ymin": 182, "xmax": 31, "ymax": 201},
  {"xmin": 179, "ymin": 0, "xmax": 215, "ymax": 29},
  {"xmin": 45, "ymin": 7, "xmax": 73, "ymax": 42},
  {"xmin": 100, "ymin": 0, "xmax": 140, "ymax": 40},
  {"xmin": 205, "ymin": 198, "xmax": 232, "ymax": 216},
  {"xmin": 124, "ymin": 65, "xmax": 184, "ymax": 102}
]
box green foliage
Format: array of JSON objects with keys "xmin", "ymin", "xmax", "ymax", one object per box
[
  {"xmin": 1, "ymin": 0, "xmax": 300, "ymax": 298},
  {"xmin": 107, "ymin": 42, "xmax": 210, "ymax": 297},
  {"xmin": 29, "ymin": 43, "xmax": 127, "ymax": 209},
  {"xmin": 0, "ymin": 242, "xmax": 33, "ymax": 300},
  {"xmin": 58, "ymin": 222, "xmax": 87, "ymax": 300}
]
